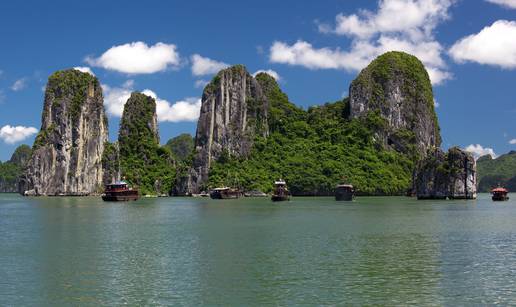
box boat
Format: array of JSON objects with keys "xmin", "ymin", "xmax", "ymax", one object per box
[
  {"xmin": 271, "ymin": 179, "xmax": 290, "ymax": 202},
  {"xmin": 335, "ymin": 183, "xmax": 354, "ymax": 201},
  {"xmin": 209, "ymin": 187, "xmax": 242, "ymax": 199},
  {"xmin": 102, "ymin": 181, "xmax": 139, "ymax": 201},
  {"xmin": 192, "ymin": 191, "xmax": 209, "ymax": 197},
  {"xmin": 491, "ymin": 187, "xmax": 509, "ymax": 201}
]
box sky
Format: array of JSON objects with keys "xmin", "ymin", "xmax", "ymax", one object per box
[{"xmin": 0, "ymin": 0, "xmax": 515, "ymax": 161}]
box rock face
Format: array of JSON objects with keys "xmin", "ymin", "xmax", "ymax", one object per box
[
  {"xmin": 0, "ymin": 145, "xmax": 31, "ymax": 193},
  {"xmin": 415, "ymin": 147, "xmax": 477, "ymax": 199},
  {"xmin": 19, "ymin": 69, "xmax": 108, "ymax": 196},
  {"xmin": 118, "ymin": 92, "xmax": 175, "ymax": 195},
  {"xmin": 349, "ymin": 51, "xmax": 441, "ymax": 159},
  {"xmin": 181, "ymin": 65, "xmax": 269, "ymax": 194},
  {"xmin": 101, "ymin": 141, "xmax": 119, "ymax": 185}
]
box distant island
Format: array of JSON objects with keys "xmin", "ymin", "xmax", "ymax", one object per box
[{"xmin": 1, "ymin": 51, "xmax": 479, "ymax": 198}]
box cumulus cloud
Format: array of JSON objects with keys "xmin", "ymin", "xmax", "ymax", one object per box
[
  {"xmin": 73, "ymin": 66, "xmax": 95, "ymax": 75},
  {"xmin": 253, "ymin": 69, "xmax": 281, "ymax": 81},
  {"xmin": 86, "ymin": 42, "xmax": 180, "ymax": 74},
  {"xmin": 0, "ymin": 125, "xmax": 38, "ymax": 144},
  {"xmin": 191, "ymin": 54, "xmax": 229, "ymax": 76},
  {"xmin": 271, "ymin": 0, "xmax": 454, "ymax": 85},
  {"xmin": 486, "ymin": 0, "xmax": 516, "ymax": 8},
  {"xmin": 465, "ymin": 144, "xmax": 497, "ymax": 159},
  {"xmin": 102, "ymin": 81, "xmax": 201, "ymax": 122},
  {"xmin": 449, "ymin": 20, "xmax": 516, "ymax": 69},
  {"xmin": 142, "ymin": 89, "xmax": 201, "ymax": 122},
  {"xmin": 194, "ymin": 79, "xmax": 209, "ymax": 88},
  {"xmin": 11, "ymin": 78, "xmax": 27, "ymax": 91},
  {"xmin": 509, "ymin": 138, "xmax": 516, "ymax": 144}
]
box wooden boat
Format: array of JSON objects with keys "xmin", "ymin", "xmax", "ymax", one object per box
[
  {"xmin": 271, "ymin": 179, "xmax": 290, "ymax": 202},
  {"xmin": 335, "ymin": 184, "xmax": 354, "ymax": 201},
  {"xmin": 210, "ymin": 187, "xmax": 242, "ymax": 199},
  {"xmin": 491, "ymin": 187, "xmax": 509, "ymax": 201},
  {"xmin": 102, "ymin": 181, "xmax": 139, "ymax": 201}
]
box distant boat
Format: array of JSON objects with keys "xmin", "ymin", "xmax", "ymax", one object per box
[
  {"xmin": 210, "ymin": 187, "xmax": 242, "ymax": 199},
  {"xmin": 244, "ymin": 190, "xmax": 268, "ymax": 197},
  {"xmin": 335, "ymin": 183, "xmax": 354, "ymax": 201},
  {"xmin": 102, "ymin": 181, "xmax": 139, "ymax": 201},
  {"xmin": 271, "ymin": 179, "xmax": 290, "ymax": 202},
  {"xmin": 192, "ymin": 191, "xmax": 209, "ymax": 197},
  {"xmin": 491, "ymin": 187, "xmax": 509, "ymax": 201}
]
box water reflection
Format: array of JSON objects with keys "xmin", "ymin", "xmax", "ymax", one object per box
[{"xmin": 1, "ymin": 194, "xmax": 516, "ymax": 305}]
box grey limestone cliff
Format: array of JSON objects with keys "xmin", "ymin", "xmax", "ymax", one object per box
[
  {"xmin": 349, "ymin": 51, "xmax": 441, "ymax": 159},
  {"xmin": 19, "ymin": 69, "xmax": 108, "ymax": 195},
  {"xmin": 180, "ymin": 65, "xmax": 269, "ymax": 194}
]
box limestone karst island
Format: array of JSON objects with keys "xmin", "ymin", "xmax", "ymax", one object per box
[{"xmin": 1, "ymin": 1, "xmax": 516, "ymax": 305}]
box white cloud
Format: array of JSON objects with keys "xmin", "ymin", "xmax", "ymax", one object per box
[
  {"xmin": 0, "ymin": 125, "xmax": 38, "ymax": 144},
  {"xmin": 194, "ymin": 79, "xmax": 209, "ymax": 88},
  {"xmin": 102, "ymin": 81, "xmax": 201, "ymax": 122},
  {"xmin": 142, "ymin": 89, "xmax": 201, "ymax": 122},
  {"xmin": 73, "ymin": 66, "xmax": 95, "ymax": 75},
  {"xmin": 101, "ymin": 80, "xmax": 134, "ymax": 117},
  {"xmin": 465, "ymin": 144, "xmax": 497, "ymax": 159},
  {"xmin": 509, "ymin": 138, "xmax": 516, "ymax": 144},
  {"xmin": 85, "ymin": 42, "xmax": 180, "ymax": 74},
  {"xmin": 433, "ymin": 98, "xmax": 440, "ymax": 107},
  {"xmin": 11, "ymin": 78, "xmax": 27, "ymax": 91},
  {"xmin": 486, "ymin": 0, "xmax": 516, "ymax": 9},
  {"xmin": 271, "ymin": 0, "xmax": 453, "ymax": 85},
  {"xmin": 253, "ymin": 69, "xmax": 281, "ymax": 81},
  {"xmin": 449, "ymin": 20, "xmax": 516, "ymax": 69},
  {"xmin": 191, "ymin": 54, "xmax": 229, "ymax": 76}
]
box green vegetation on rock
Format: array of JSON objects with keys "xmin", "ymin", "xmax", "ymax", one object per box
[
  {"xmin": 207, "ymin": 73, "xmax": 414, "ymax": 195},
  {"xmin": 0, "ymin": 144, "xmax": 32, "ymax": 192},
  {"xmin": 165, "ymin": 134, "xmax": 194, "ymax": 162},
  {"xmin": 477, "ymin": 151, "xmax": 516, "ymax": 192},
  {"xmin": 118, "ymin": 92, "xmax": 176, "ymax": 195}
]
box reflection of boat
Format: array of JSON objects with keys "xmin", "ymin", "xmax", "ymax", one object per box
[
  {"xmin": 491, "ymin": 187, "xmax": 509, "ymax": 201},
  {"xmin": 271, "ymin": 179, "xmax": 290, "ymax": 202},
  {"xmin": 192, "ymin": 191, "xmax": 209, "ymax": 197},
  {"xmin": 102, "ymin": 181, "xmax": 139, "ymax": 201},
  {"xmin": 335, "ymin": 183, "xmax": 354, "ymax": 201},
  {"xmin": 210, "ymin": 187, "xmax": 242, "ymax": 199}
]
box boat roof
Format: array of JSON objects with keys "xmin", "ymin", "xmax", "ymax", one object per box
[
  {"xmin": 492, "ymin": 187, "xmax": 508, "ymax": 192},
  {"xmin": 213, "ymin": 187, "xmax": 230, "ymax": 191},
  {"xmin": 336, "ymin": 184, "xmax": 353, "ymax": 188},
  {"xmin": 107, "ymin": 181, "xmax": 128, "ymax": 186},
  {"xmin": 274, "ymin": 180, "xmax": 286, "ymax": 185}
]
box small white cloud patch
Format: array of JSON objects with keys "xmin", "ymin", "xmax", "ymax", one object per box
[
  {"xmin": 142, "ymin": 89, "xmax": 201, "ymax": 122},
  {"xmin": 509, "ymin": 139, "xmax": 516, "ymax": 145},
  {"xmin": 11, "ymin": 78, "xmax": 27, "ymax": 91},
  {"xmin": 253, "ymin": 69, "xmax": 281, "ymax": 81},
  {"xmin": 191, "ymin": 54, "xmax": 229, "ymax": 76},
  {"xmin": 465, "ymin": 144, "xmax": 497, "ymax": 159},
  {"xmin": 86, "ymin": 42, "xmax": 181, "ymax": 74},
  {"xmin": 103, "ymin": 81, "xmax": 201, "ymax": 122},
  {"xmin": 0, "ymin": 125, "xmax": 38, "ymax": 144},
  {"xmin": 449, "ymin": 20, "xmax": 516, "ymax": 69},
  {"xmin": 194, "ymin": 79, "xmax": 209, "ymax": 88},
  {"xmin": 486, "ymin": 0, "xmax": 516, "ymax": 9},
  {"xmin": 73, "ymin": 66, "xmax": 95, "ymax": 75}
]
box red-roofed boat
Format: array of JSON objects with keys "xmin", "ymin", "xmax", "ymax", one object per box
[{"xmin": 491, "ymin": 187, "xmax": 509, "ymax": 201}]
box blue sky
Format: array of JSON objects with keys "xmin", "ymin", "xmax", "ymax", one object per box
[{"xmin": 0, "ymin": 0, "xmax": 515, "ymax": 161}]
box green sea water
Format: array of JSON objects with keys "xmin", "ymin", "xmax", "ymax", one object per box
[{"xmin": 1, "ymin": 193, "xmax": 516, "ymax": 305}]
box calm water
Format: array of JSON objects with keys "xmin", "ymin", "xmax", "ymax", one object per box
[{"xmin": 1, "ymin": 194, "xmax": 516, "ymax": 305}]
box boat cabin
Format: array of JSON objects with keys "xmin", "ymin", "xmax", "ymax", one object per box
[
  {"xmin": 491, "ymin": 187, "xmax": 509, "ymax": 201},
  {"xmin": 335, "ymin": 184, "xmax": 354, "ymax": 201}
]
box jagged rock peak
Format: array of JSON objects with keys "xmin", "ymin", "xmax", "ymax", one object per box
[
  {"xmin": 119, "ymin": 92, "xmax": 159, "ymax": 144},
  {"xmin": 20, "ymin": 69, "xmax": 108, "ymax": 195},
  {"xmin": 349, "ymin": 51, "xmax": 441, "ymax": 159},
  {"xmin": 415, "ymin": 147, "xmax": 477, "ymax": 199},
  {"xmin": 181, "ymin": 65, "xmax": 269, "ymax": 194}
]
